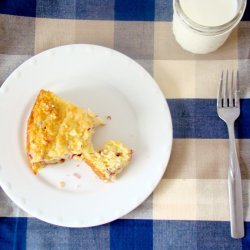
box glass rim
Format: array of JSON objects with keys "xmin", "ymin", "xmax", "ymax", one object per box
[{"xmin": 174, "ymin": 0, "xmax": 247, "ymax": 36}]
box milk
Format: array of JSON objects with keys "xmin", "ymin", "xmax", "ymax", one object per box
[
  {"xmin": 172, "ymin": 0, "xmax": 241, "ymax": 54},
  {"xmin": 180, "ymin": 0, "xmax": 237, "ymax": 26}
]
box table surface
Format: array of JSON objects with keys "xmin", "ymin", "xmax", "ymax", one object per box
[{"xmin": 0, "ymin": 0, "xmax": 250, "ymax": 249}]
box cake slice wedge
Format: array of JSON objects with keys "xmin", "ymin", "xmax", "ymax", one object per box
[{"xmin": 26, "ymin": 89, "xmax": 103, "ymax": 173}]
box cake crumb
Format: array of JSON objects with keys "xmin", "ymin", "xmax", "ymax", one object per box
[
  {"xmin": 106, "ymin": 115, "xmax": 112, "ymax": 120},
  {"xmin": 73, "ymin": 173, "xmax": 81, "ymax": 179},
  {"xmin": 58, "ymin": 181, "xmax": 65, "ymax": 188},
  {"xmin": 76, "ymin": 164, "xmax": 80, "ymax": 167}
]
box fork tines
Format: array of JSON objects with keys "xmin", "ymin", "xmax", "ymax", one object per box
[{"xmin": 217, "ymin": 70, "xmax": 240, "ymax": 108}]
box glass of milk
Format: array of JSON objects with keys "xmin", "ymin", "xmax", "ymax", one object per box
[{"xmin": 172, "ymin": 0, "xmax": 247, "ymax": 54}]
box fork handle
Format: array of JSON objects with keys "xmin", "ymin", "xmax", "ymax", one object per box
[{"xmin": 227, "ymin": 124, "xmax": 244, "ymax": 239}]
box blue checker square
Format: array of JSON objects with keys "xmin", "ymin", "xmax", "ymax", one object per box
[
  {"xmin": 36, "ymin": 0, "xmax": 77, "ymax": 19},
  {"xmin": 110, "ymin": 219, "xmax": 153, "ymax": 250},
  {"xmin": 115, "ymin": 0, "xmax": 155, "ymax": 21},
  {"xmin": 155, "ymin": 0, "xmax": 173, "ymax": 21},
  {"xmin": 243, "ymin": 222, "xmax": 250, "ymax": 250},
  {"xmin": 196, "ymin": 221, "xmax": 242, "ymax": 250},
  {"xmin": 168, "ymin": 99, "xmax": 250, "ymax": 139},
  {"xmin": 242, "ymin": 2, "xmax": 250, "ymax": 21},
  {"xmin": 26, "ymin": 218, "xmax": 110, "ymax": 250},
  {"xmin": 0, "ymin": 217, "xmax": 27, "ymax": 250},
  {"xmin": 76, "ymin": 0, "xmax": 114, "ymax": 20},
  {"xmin": 153, "ymin": 220, "xmax": 242, "ymax": 250},
  {"xmin": 0, "ymin": 0, "xmax": 36, "ymax": 17}
]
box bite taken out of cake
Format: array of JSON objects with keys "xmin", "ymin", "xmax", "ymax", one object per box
[{"xmin": 26, "ymin": 89, "xmax": 132, "ymax": 182}]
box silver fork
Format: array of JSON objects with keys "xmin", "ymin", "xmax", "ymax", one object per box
[{"xmin": 217, "ymin": 70, "xmax": 244, "ymax": 239}]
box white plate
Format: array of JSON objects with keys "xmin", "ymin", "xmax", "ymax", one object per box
[{"xmin": 0, "ymin": 44, "xmax": 172, "ymax": 227}]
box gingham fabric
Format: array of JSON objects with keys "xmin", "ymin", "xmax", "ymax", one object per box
[{"xmin": 0, "ymin": 0, "xmax": 250, "ymax": 249}]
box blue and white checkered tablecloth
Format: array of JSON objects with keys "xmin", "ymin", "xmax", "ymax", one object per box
[{"xmin": 0, "ymin": 0, "xmax": 250, "ymax": 249}]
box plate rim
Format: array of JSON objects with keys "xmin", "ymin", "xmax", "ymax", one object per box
[{"xmin": 0, "ymin": 44, "xmax": 173, "ymax": 227}]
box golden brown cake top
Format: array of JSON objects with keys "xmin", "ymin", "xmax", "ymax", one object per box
[{"xmin": 26, "ymin": 89, "xmax": 103, "ymax": 173}]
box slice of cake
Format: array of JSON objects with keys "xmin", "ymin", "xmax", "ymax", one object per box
[
  {"xmin": 26, "ymin": 90, "xmax": 132, "ymax": 181},
  {"xmin": 26, "ymin": 89, "xmax": 103, "ymax": 173},
  {"xmin": 80, "ymin": 140, "xmax": 132, "ymax": 182}
]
